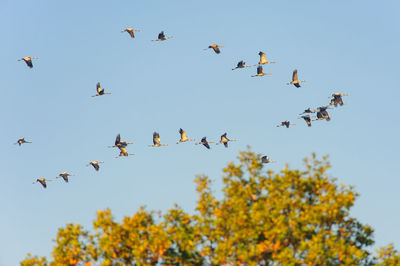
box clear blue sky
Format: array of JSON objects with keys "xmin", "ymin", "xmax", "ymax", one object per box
[{"xmin": 2, "ymin": 0, "xmax": 400, "ymax": 264}]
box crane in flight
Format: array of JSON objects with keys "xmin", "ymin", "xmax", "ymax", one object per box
[
  {"xmin": 87, "ymin": 161, "xmax": 104, "ymax": 171},
  {"xmin": 287, "ymin": 69, "xmax": 306, "ymax": 88},
  {"xmin": 92, "ymin": 82, "xmax": 111, "ymax": 97},
  {"xmin": 261, "ymin": 155, "xmax": 276, "ymax": 164},
  {"xmin": 277, "ymin": 121, "xmax": 296, "ymax": 128},
  {"xmin": 18, "ymin": 56, "xmax": 39, "ymax": 68},
  {"xmin": 149, "ymin": 132, "xmax": 168, "ymax": 147},
  {"xmin": 251, "ymin": 65, "xmax": 272, "ymax": 77},
  {"xmin": 176, "ymin": 128, "xmax": 195, "ymax": 144},
  {"xmin": 216, "ymin": 133, "xmax": 237, "ymax": 148},
  {"xmin": 314, "ymin": 106, "xmax": 333, "ymax": 121},
  {"xmin": 116, "ymin": 146, "xmax": 135, "ymax": 158},
  {"xmin": 121, "ymin": 28, "xmax": 140, "ymax": 39},
  {"xmin": 257, "ymin": 51, "xmax": 275, "ymax": 65},
  {"xmin": 204, "ymin": 44, "xmax": 224, "ymax": 54},
  {"xmin": 330, "ymin": 93, "xmax": 348, "ymax": 107},
  {"xmin": 56, "ymin": 172, "xmax": 75, "ymax": 183},
  {"xmin": 108, "ymin": 134, "xmax": 133, "ymax": 148},
  {"xmin": 14, "ymin": 137, "xmax": 32, "ymax": 146},
  {"xmin": 232, "ymin": 60, "xmax": 251, "ymax": 70},
  {"xmin": 196, "ymin": 137, "xmax": 215, "ymax": 149},
  {"xmin": 299, "ymin": 108, "xmax": 315, "ymax": 115},
  {"xmin": 298, "ymin": 115, "xmax": 313, "ymax": 127},
  {"xmin": 152, "ymin": 31, "xmax": 173, "ymax": 41},
  {"xmin": 33, "ymin": 178, "xmax": 52, "ymax": 188}
]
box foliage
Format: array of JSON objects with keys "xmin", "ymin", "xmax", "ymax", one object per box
[{"xmin": 21, "ymin": 150, "xmax": 398, "ymax": 265}]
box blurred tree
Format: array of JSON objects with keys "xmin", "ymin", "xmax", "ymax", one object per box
[{"xmin": 20, "ymin": 150, "xmax": 398, "ymax": 265}]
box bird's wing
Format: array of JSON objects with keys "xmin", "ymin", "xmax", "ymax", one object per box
[
  {"xmin": 128, "ymin": 30, "xmax": 134, "ymax": 38},
  {"xmin": 158, "ymin": 31, "xmax": 165, "ymax": 39},
  {"xmin": 223, "ymin": 142, "xmax": 228, "ymax": 148},
  {"xmin": 115, "ymin": 134, "xmax": 121, "ymax": 145},
  {"xmin": 93, "ymin": 164, "xmax": 100, "ymax": 171},
  {"xmin": 293, "ymin": 70, "xmax": 298, "ymax": 81},
  {"xmin": 257, "ymin": 66, "xmax": 262, "ymax": 75},
  {"xmin": 153, "ymin": 132, "xmax": 160, "ymax": 145},
  {"xmin": 213, "ymin": 47, "xmax": 221, "ymax": 54},
  {"xmin": 25, "ymin": 59, "xmax": 33, "ymax": 68},
  {"xmin": 294, "ymin": 83, "xmax": 301, "ymax": 88},
  {"xmin": 96, "ymin": 83, "xmax": 101, "ymax": 93},
  {"xmin": 181, "ymin": 130, "xmax": 187, "ymax": 139},
  {"xmin": 203, "ymin": 142, "xmax": 210, "ymax": 149}
]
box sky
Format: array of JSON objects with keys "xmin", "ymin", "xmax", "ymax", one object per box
[{"xmin": 1, "ymin": 0, "xmax": 400, "ymax": 264}]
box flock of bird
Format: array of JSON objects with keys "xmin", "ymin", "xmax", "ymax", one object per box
[{"xmin": 17, "ymin": 29, "xmax": 348, "ymax": 189}]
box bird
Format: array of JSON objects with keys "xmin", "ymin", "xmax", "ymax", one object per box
[
  {"xmin": 277, "ymin": 121, "xmax": 296, "ymax": 128},
  {"xmin": 216, "ymin": 133, "xmax": 237, "ymax": 148},
  {"xmin": 18, "ymin": 56, "xmax": 39, "ymax": 68},
  {"xmin": 92, "ymin": 82, "xmax": 111, "ymax": 97},
  {"xmin": 330, "ymin": 93, "xmax": 348, "ymax": 107},
  {"xmin": 287, "ymin": 69, "xmax": 306, "ymax": 88},
  {"xmin": 299, "ymin": 108, "xmax": 315, "ymax": 115},
  {"xmin": 149, "ymin": 132, "xmax": 168, "ymax": 147},
  {"xmin": 33, "ymin": 178, "xmax": 52, "ymax": 188},
  {"xmin": 195, "ymin": 137, "xmax": 215, "ymax": 149},
  {"xmin": 116, "ymin": 146, "xmax": 135, "ymax": 158},
  {"xmin": 176, "ymin": 128, "xmax": 195, "ymax": 144},
  {"xmin": 87, "ymin": 161, "xmax": 104, "ymax": 171},
  {"xmin": 232, "ymin": 60, "xmax": 251, "ymax": 70},
  {"xmin": 121, "ymin": 28, "xmax": 140, "ymax": 39},
  {"xmin": 299, "ymin": 115, "xmax": 313, "ymax": 127},
  {"xmin": 257, "ymin": 51, "xmax": 275, "ymax": 65},
  {"xmin": 108, "ymin": 134, "xmax": 133, "ymax": 148},
  {"xmin": 204, "ymin": 44, "xmax": 224, "ymax": 54},
  {"xmin": 251, "ymin": 65, "xmax": 272, "ymax": 77},
  {"xmin": 314, "ymin": 106, "xmax": 332, "ymax": 121},
  {"xmin": 152, "ymin": 31, "xmax": 172, "ymax": 41},
  {"xmin": 261, "ymin": 155, "xmax": 276, "ymax": 164},
  {"xmin": 14, "ymin": 137, "xmax": 32, "ymax": 146},
  {"xmin": 56, "ymin": 172, "xmax": 75, "ymax": 183}
]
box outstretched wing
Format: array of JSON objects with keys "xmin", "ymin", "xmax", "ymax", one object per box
[
  {"xmin": 153, "ymin": 132, "xmax": 160, "ymax": 145},
  {"xmin": 158, "ymin": 31, "xmax": 165, "ymax": 40},
  {"xmin": 292, "ymin": 69, "xmax": 298, "ymax": 81},
  {"xmin": 96, "ymin": 82, "xmax": 102, "ymax": 94},
  {"xmin": 25, "ymin": 59, "xmax": 33, "ymax": 68},
  {"xmin": 257, "ymin": 65, "xmax": 263, "ymax": 75},
  {"xmin": 115, "ymin": 134, "xmax": 121, "ymax": 146},
  {"xmin": 213, "ymin": 46, "xmax": 221, "ymax": 54},
  {"xmin": 128, "ymin": 29, "xmax": 134, "ymax": 38},
  {"xmin": 93, "ymin": 163, "xmax": 100, "ymax": 171}
]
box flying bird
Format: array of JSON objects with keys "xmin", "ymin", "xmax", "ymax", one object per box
[
  {"xmin": 56, "ymin": 172, "xmax": 75, "ymax": 183},
  {"xmin": 108, "ymin": 134, "xmax": 133, "ymax": 148},
  {"xmin": 287, "ymin": 69, "xmax": 306, "ymax": 88},
  {"xmin": 116, "ymin": 146, "xmax": 135, "ymax": 158},
  {"xmin": 204, "ymin": 44, "xmax": 224, "ymax": 54},
  {"xmin": 299, "ymin": 115, "xmax": 313, "ymax": 127},
  {"xmin": 261, "ymin": 155, "xmax": 276, "ymax": 164},
  {"xmin": 92, "ymin": 82, "xmax": 111, "ymax": 97},
  {"xmin": 277, "ymin": 121, "xmax": 296, "ymax": 128},
  {"xmin": 14, "ymin": 137, "xmax": 32, "ymax": 146},
  {"xmin": 152, "ymin": 31, "xmax": 172, "ymax": 41},
  {"xmin": 87, "ymin": 161, "xmax": 104, "ymax": 171},
  {"xmin": 251, "ymin": 65, "xmax": 272, "ymax": 77},
  {"xmin": 121, "ymin": 28, "xmax": 140, "ymax": 39},
  {"xmin": 299, "ymin": 108, "xmax": 315, "ymax": 115},
  {"xmin": 216, "ymin": 133, "xmax": 237, "ymax": 148},
  {"xmin": 314, "ymin": 106, "xmax": 332, "ymax": 121},
  {"xmin": 33, "ymin": 178, "xmax": 52, "ymax": 188},
  {"xmin": 149, "ymin": 132, "xmax": 168, "ymax": 147},
  {"xmin": 176, "ymin": 128, "xmax": 195, "ymax": 144},
  {"xmin": 195, "ymin": 137, "xmax": 215, "ymax": 149},
  {"xmin": 18, "ymin": 56, "xmax": 39, "ymax": 68},
  {"xmin": 232, "ymin": 60, "xmax": 251, "ymax": 70},
  {"xmin": 257, "ymin": 51, "xmax": 275, "ymax": 65},
  {"xmin": 330, "ymin": 93, "xmax": 348, "ymax": 107}
]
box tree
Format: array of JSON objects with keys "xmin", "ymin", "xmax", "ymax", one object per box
[{"xmin": 21, "ymin": 150, "xmax": 398, "ymax": 265}]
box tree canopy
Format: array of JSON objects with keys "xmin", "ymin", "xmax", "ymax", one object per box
[{"xmin": 21, "ymin": 150, "xmax": 400, "ymax": 265}]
